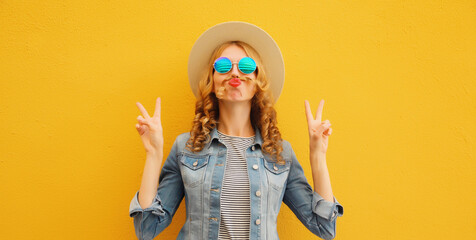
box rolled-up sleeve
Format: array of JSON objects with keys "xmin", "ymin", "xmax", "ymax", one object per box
[
  {"xmin": 128, "ymin": 136, "xmax": 185, "ymax": 240},
  {"xmin": 282, "ymin": 141, "xmax": 344, "ymax": 240},
  {"xmin": 129, "ymin": 190, "xmax": 166, "ymax": 218},
  {"xmin": 312, "ymin": 191, "xmax": 344, "ymax": 222}
]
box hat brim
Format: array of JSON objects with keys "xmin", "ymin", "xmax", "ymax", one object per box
[{"xmin": 187, "ymin": 21, "xmax": 285, "ymax": 103}]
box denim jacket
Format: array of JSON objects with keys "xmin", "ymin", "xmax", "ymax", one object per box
[{"xmin": 129, "ymin": 126, "xmax": 344, "ymax": 240}]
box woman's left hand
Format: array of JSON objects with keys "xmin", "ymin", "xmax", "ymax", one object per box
[{"xmin": 305, "ymin": 99, "xmax": 332, "ymax": 155}]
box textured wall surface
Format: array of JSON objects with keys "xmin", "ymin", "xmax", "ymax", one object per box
[{"xmin": 0, "ymin": 1, "xmax": 475, "ymax": 239}]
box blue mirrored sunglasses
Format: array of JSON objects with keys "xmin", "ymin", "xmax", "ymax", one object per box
[{"xmin": 213, "ymin": 57, "xmax": 257, "ymax": 74}]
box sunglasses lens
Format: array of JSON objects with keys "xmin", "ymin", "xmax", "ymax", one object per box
[
  {"xmin": 214, "ymin": 57, "xmax": 232, "ymax": 73},
  {"xmin": 239, "ymin": 57, "xmax": 256, "ymax": 74}
]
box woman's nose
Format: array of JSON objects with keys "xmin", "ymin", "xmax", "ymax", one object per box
[{"xmin": 230, "ymin": 63, "xmax": 241, "ymax": 76}]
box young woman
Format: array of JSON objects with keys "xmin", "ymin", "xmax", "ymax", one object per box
[{"xmin": 129, "ymin": 22, "xmax": 343, "ymax": 240}]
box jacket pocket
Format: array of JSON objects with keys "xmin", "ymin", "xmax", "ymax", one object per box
[
  {"xmin": 263, "ymin": 159, "xmax": 290, "ymax": 190},
  {"xmin": 179, "ymin": 153, "xmax": 210, "ymax": 188}
]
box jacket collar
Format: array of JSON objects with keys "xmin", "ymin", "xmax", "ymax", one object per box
[{"xmin": 206, "ymin": 125, "xmax": 263, "ymax": 149}]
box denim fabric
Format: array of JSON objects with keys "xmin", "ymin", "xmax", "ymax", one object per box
[{"xmin": 129, "ymin": 126, "xmax": 344, "ymax": 240}]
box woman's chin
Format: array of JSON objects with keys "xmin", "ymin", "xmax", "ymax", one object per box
[
  {"xmin": 223, "ymin": 91, "xmax": 242, "ymax": 100},
  {"xmin": 221, "ymin": 96, "xmax": 252, "ymax": 103}
]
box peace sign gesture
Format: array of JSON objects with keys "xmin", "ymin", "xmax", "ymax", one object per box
[
  {"xmin": 305, "ymin": 99, "xmax": 332, "ymax": 155},
  {"xmin": 135, "ymin": 97, "xmax": 164, "ymax": 154}
]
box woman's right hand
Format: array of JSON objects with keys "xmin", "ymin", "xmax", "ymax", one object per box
[{"xmin": 135, "ymin": 97, "xmax": 164, "ymax": 154}]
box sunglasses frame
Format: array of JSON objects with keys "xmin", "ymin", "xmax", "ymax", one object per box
[{"xmin": 213, "ymin": 56, "xmax": 257, "ymax": 75}]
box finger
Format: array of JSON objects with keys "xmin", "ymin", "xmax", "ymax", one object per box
[
  {"xmin": 323, "ymin": 130, "xmax": 329, "ymax": 137},
  {"xmin": 304, "ymin": 100, "xmax": 313, "ymax": 126},
  {"xmin": 320, "ymin": 121, "xmax": 331, "ymax": 127},
  {"xmin": 136, "ymin": 102, "xmax": 151, "ymax": 119},
  {"xmin": 139, "ymin": 125, "xmax": 147, "ymax": 135},
  {"xmin": 328, "ymin": 128, "xmax": 332, "ymax": 135},
  {"xmin": 153, "ymin": 97, "xmax": 161, "ymax": 119},
  {"xmin": 315, "ymin": 99, "xmax": 324, "ymax": 122},
  {"xmin": 137, "ymin": 115, "xmax": 149, "ymax": 126},
  {"xmin": 141, "ymin": 124, "xmax": 148, "ymax": 132},
  {"xmin": 135, "ymin": 123, "xmax": 143, "ymax": 135},
  {"xmin": 321, "ymin": 123, "xmax": 331, "ymax": 132}
]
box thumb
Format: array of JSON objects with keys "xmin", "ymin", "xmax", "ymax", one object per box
[{"xmin": 136, "ymin": 124, "xmax": 147, "ymax": 136}]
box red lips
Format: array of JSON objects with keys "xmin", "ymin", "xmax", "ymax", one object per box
[{"xmin": 229, "ymin": 78, "xmax": 241, "ymax": 87}]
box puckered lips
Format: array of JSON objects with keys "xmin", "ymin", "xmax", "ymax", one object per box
[{"xmin": 229, "ymin": 78, "xmax": 241, "ymax": 87}]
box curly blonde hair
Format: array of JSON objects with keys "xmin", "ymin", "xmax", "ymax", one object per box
[{"xmin": 185, "ymin": 40, "xmax": 285, "ymax": 165}]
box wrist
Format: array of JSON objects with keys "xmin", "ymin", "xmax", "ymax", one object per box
[
  {"xmin": 146, "ymin": 150, "xmax": 163, "ymax": 159},
  {"xmin": 310, "ymin": 146, "xmax": 326, "ymax": 158}
]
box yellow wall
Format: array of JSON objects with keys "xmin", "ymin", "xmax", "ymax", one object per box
[{"xmin": 1, "ymin": 1, "xmax": 474, "ymax": 239}]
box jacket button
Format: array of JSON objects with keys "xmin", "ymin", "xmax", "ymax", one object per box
[
  {"xmin": 252, "ymin": 164, "xmax": 259, "ymax": 170},
  {"xmin": 193, "ymin": 161, "xmax": 198, "ymax": 167},
  {"xmin": 255, "ymin": 191, "xmax": 261, "ymax": 197},
  {"xmin": 251, "ymin": 145, "xmax": 255, "ymax": 151},
  {"xmin": 255, "ymin": 219, "xmax": 261, "ymax": 225},
  {"xmin": 273, "ymin": 166, "xmax": 278, "ymax": 171}
]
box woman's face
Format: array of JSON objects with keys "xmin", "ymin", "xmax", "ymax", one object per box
[{"xmin": 212, "ymin": 44, "xmax": 257, "ymax": 102}]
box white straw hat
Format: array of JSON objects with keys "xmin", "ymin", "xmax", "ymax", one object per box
[{"xmin": 187, "ymin": 21, "xmax": 285, "ymax": 103}]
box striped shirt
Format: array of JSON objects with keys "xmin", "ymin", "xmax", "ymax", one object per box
[{"xmin": 217, "ymin": 130, "xmax": 255, "ymax": 240}]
